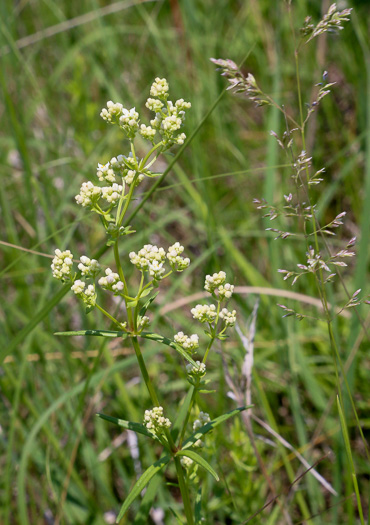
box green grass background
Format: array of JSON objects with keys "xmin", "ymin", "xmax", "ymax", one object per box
[{"xmin": 0, "ymin": 0, "xmax": 369, "ymax": 523}]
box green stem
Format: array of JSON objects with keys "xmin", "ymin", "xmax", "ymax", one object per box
[
  {"xmin": 202, "ymin": 336, "xmax": 216, "ymax": 364},
  {"xmin": 131, "ymin": 336, "xmax": 159, "ymax": 406},
  {"xmin": 178, "ymin": 382, "xmax": 199, "ymax": 447},
  {"xmin": 95, "ymin": 303, "xmax": 123, "ymax": 329},
  {"xmin": 118, "ymin": 173, "xmax": 139, "ymax": 226},
  {"xmin": 130, "ymin": 139, "xmax": 138, "ymax": 166},
  {"xmin": 290, "ymin": 9, "xmax": 368, "ymax": 517},
  {"xmin": 140, "ymin": 141, "xmax": 164, "ymax": 169},
  {"xmin": 178, "ymin": 329, "xmax": 219, "ymax": 448},
  {"xmin": 174, "ymin": 456, "xmax": 195, "ymax": 525},
  {"xmin": 113, "ymin": 241, "xmax": 133, "ymax": 328}
]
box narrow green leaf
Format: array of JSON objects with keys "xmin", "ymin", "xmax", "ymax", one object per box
[
  {"xmin": 96, "ymin": 413, "xmax": 158, "ymax": 440},
  {"xmin": 116, "ymin": 455, "xmax": 171, "ymax": 523},
  {"xmin": 198, "ymin": 389, "xmax": 216, "ymax": 394},
  {"xmin": 133, "ymin": 476, "xmax": 161, "ymax": 525},
  {"xmin": 140, "ymin": 332, "xmax": 197, "ymax": 366},
  {"xmin": 182, "ymin": 406, "xmax": 250, "ymax": 450},
  {"xmin": 176, "ymin": 450, "xmax": 219, "ymax": 481},
  {"xmin": 54, "ymin": 329, "xmax": 127, "ymax": 338},
  {"xmin": 337, "ymin": 397, "xmax": 365, "ymax": 525},
  {"xmin": 195, "ymin": 488, "xmax": 202, "ymax": 524},
  {"xmin": 139, "ymin": 291, "xmax": 159, "ymax": 317},
  {"xmin": 169, "ymin": 507, "xmax": 185, "ymax": 524}
]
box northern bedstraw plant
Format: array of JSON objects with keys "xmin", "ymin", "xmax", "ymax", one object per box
[
  {"xmin": 51, "ymin": 78, "xmax": 246, "ymax": 524},
  {"xmin": 212, "ymin": 3, "xmax": 368, "ymax": 523}
]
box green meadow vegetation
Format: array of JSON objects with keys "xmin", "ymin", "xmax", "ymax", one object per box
[{"xmin": 0, "ymin": 1, "xmax": 369, "ymax": 524}]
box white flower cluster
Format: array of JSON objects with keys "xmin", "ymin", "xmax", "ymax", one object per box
[
  {"xmin": 98, "ymin": 268, "xmax": 124, "ymax": 294},
  {"xmin": 191, "ymin": 304, "xmax": 217, "ymax": 323},
  {"xmin": 180, "ymin": 456, "xmax": 193, "ymax": 468},
  {"xmin": 193, "ymin": 411, "xmax": 211, "ymax": 431},
  {"xmin": 204, "ymin": 271, "xmax": 225, "ymax": 293},
  {"xmin": 97, "ymin": 155, "xmax": 145, "ymax": 187},
  {"xmin": 96, "ymin": 161, "xmax": 117, "ymax": 184},
  {"xmin": 144, "ymin": 406, "xmax": 171, "ymax": 435},
  {"xmin": 100, "ymin": 101, "xmax": 124, "ymax": 123},
  {"xmin": 174, "ymin": 332, "xmax": 199, "ymax": 353},
  {"xmin": 166, "ymin": 242, "xmax": 190, "ymax": 271},
  {"xmin": 186, "ymin": 361, "xmax": 206, "ymax": 378},
  {"xmin": 145, "ymin": 98, "xmax": 164, "ymax": 112},
  {"xmin": 139, "ymin": 124, "xmax": 156, "ymax": 141},
  {"xmin": 204, "ymin": 271, "xmax": 234, "ymax": 300},
  {"xmin": 149, "ymin": 77, "xmax": 169, "ymax": 98},
  {"xmin": 129, "ymin": 244, "xmax": 166, "ymax": 271},
  {"xmin": 193, "ymin": 411, "xmax": 211, "ymax": 448},
  {"xmin": 129, "ymin": 243, "xmax": 190, "ymax": 280},
  {"xmin": 101, "ymin": 183, "xmax": 123, "ymax": 205},
  {"xmin": 145, "ymin": 79, "xmax": 191, "ymax": 148},
  {"xmin": 138, "ymin": 316, "xmax": 150, "ymax": 330},
  {"xmin": 51, "ymin": 249, "xmax": 74, "ymax": 281},
  {"xmin": 71, "ymin": 280, "xmax": 96, "ymax": 306},
  {"xmin": 78, "ymin": 256, "xmax": 100, "ymax": 278},
  {"xmin": 219, "ymin": 308, "xmax": 237, "ymax": 327},
  {"xmin": 75, "ymin": 179, "xmax": 125, "ymax": 210},
  {"xmin": 218, "ymin": 283, "xmax": 234, "ymax": 300},
  {"xmin": 148, "ymin": 260, "xmax": 165, "ymax": 280},
  {"xmin": 75, "ymin": 181, "xmax": 101, "ymax": 208},
  {"xmin": 119, "ymin": 107, "xmax": 139, "ymax": 138},
  {"xmin": 124, "ymin": 169, "xmax": 145, "ymax": 185}
]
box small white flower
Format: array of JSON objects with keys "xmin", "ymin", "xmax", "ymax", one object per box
[
  {"xmin": 139, "ymin": 124, "xmax": 156, "ymax": 141},
  {"xmin": 150, "ymin": 77, "xmax": 169, "ymax": 98},
  {"xmin": 123, "ymin": 169, "xmax": 144, "ymax": 185},
  {"xmin": 193, "ymin": 411, "xmax": 211, "ymax": 430},
  {"xmin": 98, "ymin": 268, "xmax": 124, "ymax": 294},
  {"xmin": 139, "ymin": 316, "xmax": 150, "ymax": 329},
  {"xmin": 100, "ymin": 101, "xmax": 124, "ymax": 123},
  {"xmin": 204, "ymin": 271, "xmax": 226, "ymax": 293},
  {"xmin": 174, "ymin": 332, "xmax": 199, "ymax": 352},
  {"xmin": 180, "ymin": 456, "xmax": 194, "ymax": 468},
  {"xmin": 191, "ymin": 304, "xmax": 217, "ymax": 323},
  {"xmin": 219, "ymin": 308, "xmax": 237, "ymax": 327},
  {"xmin": 175, "ymin": 99, "xmax": 191, "ymax": 111},
  {"xmin": 75, "ymin": 181, "xmax": 101, "ymax": 208},
  {"xmin": 162, "ymin": 115, "xmax": 182, "ymax": 132},
  {"xmin": 129, "ymin": 244, "xmax": 166, "ymax": 272},
  {"xmin": 101, "ymin": 183, "xmax": 123, "ymax": 205},
  {"xmin": 217, "ymin": 283, "xmax": 234, "ymax": 300},
  {"xmin": 78, "ymin": 256, "xmax": 101, "ymax": 278},
  {"xmin": 71, "ymin": 280, "xmax": 96, "ymax": 306},
  {"xmin": 148, "ymin": 260, "xmax": 165, "ymax": 280},
  {"xmin": 51, "ymin": 249, "xmax": 74, "ymax": 281},
  {"xmin": 175, "ymin": 133, "xmax": 186, "ymax": 145},
  {"xmin": 119, "ymin": 107, "xmax": 140, "ymax": 138},
  {"xmin": 96, "ymin": 162, "xmax": 116, "ymax": 184},
  {"xmin": 192, "ymin": 411, "xmax": 211, "ymax": 447},
  {"xmin": 71, "ymin": 279, "xmax": 85, "ymax": 295},
  {"xmin": 166, "ymin": 242, "xmax": 190, "ymax": 272},
  {"xmin": 144, "ymin": 406, "xmax": 171, "ymax": 436},
  {"xmin": 186, "ymin": 361, "xmax": 206, "ymax": 377},
  {"xmin": 145, "ymin": 97, "xmax": 164, "ymax": 112}
]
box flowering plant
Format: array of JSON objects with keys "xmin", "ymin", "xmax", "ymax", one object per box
[{"xmin": 51, "ymin": 78, "xmax": 245, "ymax": 524}]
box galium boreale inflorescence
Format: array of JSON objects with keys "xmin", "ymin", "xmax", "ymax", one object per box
[
  {"xmin": 174, "ymin": 270, "xmax": 236, "ymax": 388},
  {"xmin": 51, "ymin": 77, "xmax": 239, "ymax": 522},
  {"xmin": 51, "ymin": 78, "xmax": 192, "ymax": 323}
]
